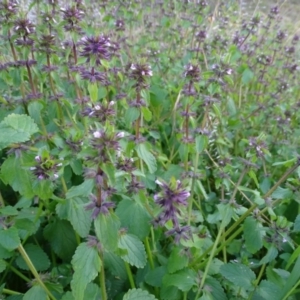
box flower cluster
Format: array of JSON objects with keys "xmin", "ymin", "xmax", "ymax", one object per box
[
  {"xmin": 153, "ymin": 179, "xmax": 191, "ymax": 244},
  {"xmin": 80, "ymin": 35, "xmax": 114, "ymax": 66},
  {"xmin": 127, "ymin": 63, "xmax": 153, "ymax": 91},
  {"xmin": 30, "ymin": 155, "xmax": 62, "ymax": 180}
]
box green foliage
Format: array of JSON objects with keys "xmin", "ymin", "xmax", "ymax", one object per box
[
  {"xmin": 71, "ymin": 243, "xmax": 101, "ymax": 300},
  {"xmin": 1, "ymin": 0, "xmax": 300, "ymax": 299}
]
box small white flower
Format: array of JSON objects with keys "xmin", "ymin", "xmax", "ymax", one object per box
[
  {"xmin": 93, "ymin": 131, "xmax": 101, "ymax": 138},
  {"xmin": 109, "ymin": 101, "xmax": 115, "ymax": 106},
  {"xmin": 116, "ymin": 132, "xmax": 125, "ymax": 138},
  {"xmin": 94, "ymin": 105, "xmax": 101, "ymax": 110},
  {"xmin": 35, "ymin": 155, "xmax": 41, "ymax": 162},
  {"xmin": 155, "ymin": 179, "xmax": 163, "ymax": 186},
  {"xmin": 53, "ymin": 174, "xmax": 59, "ymax": 179},
  {"xmin": 30, "ymin": 167, "xmax": 36, "ymax": 170}
]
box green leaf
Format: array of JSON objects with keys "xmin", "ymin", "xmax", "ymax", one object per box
[
  {"xmin": 118, "ymin": 233, "xmax": 147, "ymax": 268},
  {"xmin": 260, "ymin": 246, "xmax": 278, "ymax": 265},
  {"xmin": 104, "ymin": 251, "xmax": 127, "ymax": 280},
  {"xmin": 278, "ymin": 255, "xmax": 300, "ymax": 300},
  {"xmin": 56, "ymin": 197, "xmax": 92, "ymax": 238},
  {"xmin": 205, "ymin": 277, "xmax": 227, "ymax": 300},
  {"xmin": 160, "ymin": 285, "xmax": 181, "ymax": 300},
  {"xmin": 257, "ymin": 280, "xmax": 281, "ymax": 300},
  {"xmin": 141, "ymin": 107, "xmax": 152, "ymax": 121},
  {"xmin": 0, "ymin": 227, "xmax": 20, "ymax": 251},
  {"xmin": 293, "ymin": 214, "xmax": 300, "ymax": 232},
  {"xmin": 43, "ymin": 219, "xmax": 77, "ymax": 261},
  {"xmin": 94, "ymin": 212, "xmax": 120, "ymax": 252},
  {"xmin": 220, "ymin": 263, "xmax": 256, "ymax": 290},
  {"xmin": 167, "ymin": 247, "xmax": 189, "ymax": 273},
  {"xmin": 0, "ymin": 156, "xmax": 34, "ymax": 198},
  {"xmin": 195, "ymin": 135, "xmax": 208, "ymax": 153},
  {"xmin": 27, "ymin": 101, "xmax": 44, "ymax": 126},
  {"xmin": 0, "ymin": 206, "xmax": 18, "ymax": 216},
  {"xmin": 0, "ymin": 114, "xmax": 39, "ymax": 150},
  {"xmin": 145, "ymin": 266, "xmax": 167, "ymax": 287},
  {"xmin": 0, "ymin": 259, "xmax": 6, "ymax": 273},
  {"xmin": 0, "ymin": 244, "xmax": 13, "ymax": 259},
  {"xmin": 243, "ymin": 217, "xmax": 264, "ymax": 254},
  {"xmin": 88, "ymin": 83, "xmax": 98, "ymax": 102},
  {"xmin": 136, "ymin": 143, "xmax": 157, "ymax": 174},
  {"xmin": 71, "ymin": 242, "xmax": 101, "ymax": 300},
  {"xmin": 23, "ymin": 285, "xmax": 47, "ymax": 300},
  {"xmin": 61, "ymin": 291, "xmax": 74, "ymax": 300},
  {"xmin": 32, "ymin": 179, "xmax": 53, "ymax": 200},
  {"xmin": 242, "ymin": 68, "xmax": 254, "ymax": 84},
  {"xmin": 16, "ymin": 243, "xmax": 50, "ymax": 271},
  {"xmin": 123, "ymin": 288, "xmax": 157, "ymax": 300},
  {"xmin": 125, "ymin": 107, "xmax": 140, "ymax": 124},
  {"xmin": 163, "ymin": 269, "xmax": 196, "ymax": 292},
  {"xmin": 66, "ymin": 179, "xmax": 94, "ymax": 199},
  {"xmin": 116, "ymin": 199, "xmax": 151, "ymax": 240}
]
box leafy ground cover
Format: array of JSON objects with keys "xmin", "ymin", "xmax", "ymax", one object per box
[{"xmin": 1, "ymin": 0, "xmax": 300, "ymax": 299}]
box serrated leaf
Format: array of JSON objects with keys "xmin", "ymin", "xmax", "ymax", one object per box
[
  {"xmin": 66, "ymin": 179, "xmax": 94, "ymax": 199},
  {"xmin": 0, "ymin": 156, "xmax": 34, "ymax": 198},
  {"xmin": 71, "ymin": 243, "xmax": 101, "ymax": 300},
  {"xmin": 136, "ymin": 143, "xmax": 157, "ymax": 174},
  {"xmin": 123, "ymin": 288, "xmax": 157, "ymax": 300},
  {"xmin": 145, "ymin": 266, "xmax": 167, "ymax": 287},
  {"xmin": 0, "ymin": 259, "xmax": 6, "ymax": 273},
  {"xmin": 116, "ymin": 199, "xmax": 151, "ymax": 240},
  {"xmin": 95, "ymin": 212, "xmax": 120, "ymax": 252},
  {"xmin": 260, "ymin": 246, "xmax": 278, "ymax": 265},
  {"xmin": 43, "ymin": 219, "xmax": 77, "ymax": 261},
  {"xmin": 220, "ymin": 263, "xmax": 256, "ymax": 290},
  {"xmin": 32, "ymin": 179, "xmax": 53, "ymax": 200},
  {"xmin": 57, "ymin": 197, "xmax": 92, "ymax": 238},
  {"xmin": 271, "ymin": 187, "xmax": 293, "ymax": 199},
  {"xmin": 0, "ymin": 114, "xmax": 38, "ymax": 150},
  {"xmin": 118, "ymin": 234, "xmax": 147, "ymax": 268},
  {"xmin": 257, "ymin": 280, "xmax": 281, "ymax": 300},
  {"xmin": 163, "ymin": 268, "xmax": 196, "ymax": 292},
  {"xmin": 167, "ymin": 247, "xmax": 189, "ymax": 273},
  {"xmin": 104, "ymin": 251, "xmax": 127, "ymax": 279},
  {"xmin": 0, "ymin": 227, "xmax": 20, "ymax": 251},
  {"xmin": 243, "ymin": 217, "xmax": 264, "ymax": 254},
  {"xmin": 205, "ymin": 277, "xmax": 227, "ymax": 300},
  {"xmin": 23, "ymin": 285, "xmax": 47, "ymax": 300},
  {"xmin": 0, "ymin": 244, "xmax": 13, "ymax": 259},
  {"xmin": 16, "ymin": 244, "xmax": 50, "ymax": 271}
]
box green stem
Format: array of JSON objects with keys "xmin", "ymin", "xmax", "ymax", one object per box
[
  {"xmin": 124, "ymin": 261, "xmax": 135, "ymax": 288},
  {"xmin": 198, "ymin": 221, "xmax": 226, "ymax": 295},
  {"xmin": 18, "ymin": 244, "xmax": 56, "ymax": 300},
  {"xmin": 5, "ymin": 262, "xmax": 31, "ymax": 282},
  {"xmin": 100, "ymin": 256, "xmax": 107, "ymax": 300},
  {"xmin": 2, "ymin": 288, "xmax": 21, "ymax": 295},
  {"xmin": 144, "ymin": 237, "xmax": 154, "ymax": 270},
  {"xmin": 188, "ymin": 150, "xmax": 200, "ymax": 225}
]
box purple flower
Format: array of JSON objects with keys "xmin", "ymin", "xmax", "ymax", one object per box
[
  {"xmin": 154, "ymin": 179, "xmax": 190, "ymax": 226},
  {"xmin": 80, "ymin": 35, "xmax": 112, "ymax": 66},
  {"xmin": 85, "ymin": 193, "xmax": 115, "ymax": 219},
  {"xmin": 165, "ymin": 225, "xmax": 192, "ymax": 244}
]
